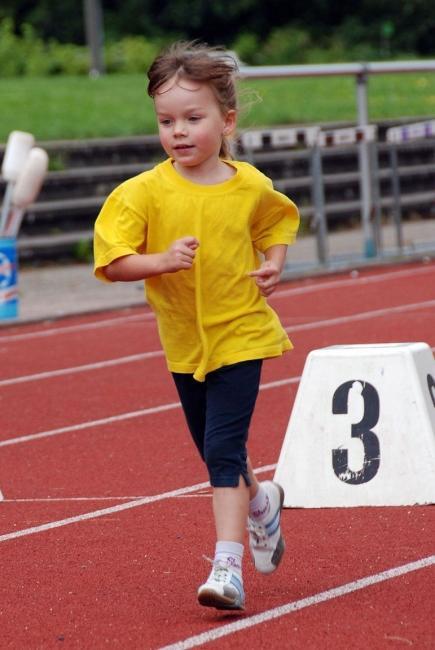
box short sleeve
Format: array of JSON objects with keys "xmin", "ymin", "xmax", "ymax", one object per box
[
  {"xmin": 93, "ymin": 184, "xmax": 148, "ymax": 282},
  {"xmin": 250, "ymin": 177, "xmax": 299, "ymax": 253}
]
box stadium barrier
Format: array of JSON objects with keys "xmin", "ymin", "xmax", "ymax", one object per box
[
  {"xmin": 385, "ymin": 119, "xmax": 435, "ymax": 253},
  {"xmin": 241, "ymin": 124, "xmax": 380, "ymax": 265},
  {"xmin": 240, "ymin": 59, "xmax": 435, "ymax": 261}
]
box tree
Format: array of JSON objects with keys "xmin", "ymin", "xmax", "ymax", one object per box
[{"xmin": 1, "ymin": 0, "xmax": 434, "ymax": 56}]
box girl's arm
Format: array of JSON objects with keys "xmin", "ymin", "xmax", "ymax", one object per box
[
  {"xmin": 104, "ymin": 236, "xmax": 199, "ymax": 282},
  {"xmin": 248, "ymin": 244, "xmax": 287, "ymax": 297}
]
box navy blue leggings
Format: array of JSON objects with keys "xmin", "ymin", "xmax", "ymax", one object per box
[{"xmin": 172, "ymin": 360, "xmax": 262, "ymax": 488}]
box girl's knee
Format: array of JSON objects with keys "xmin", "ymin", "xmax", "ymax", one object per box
[{"xmin": 204, "ymin": 441, "xmax": 250, "ymax": 487}]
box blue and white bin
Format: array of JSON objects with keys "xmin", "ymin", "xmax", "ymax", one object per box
[{"xmin": 0, "ymin": 238, "xmax": 19, "ymax": 320}]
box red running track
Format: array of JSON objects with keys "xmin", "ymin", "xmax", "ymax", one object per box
[{"xmin": 0, "ymin": 261, "xmax": 434, "ymax": 649}]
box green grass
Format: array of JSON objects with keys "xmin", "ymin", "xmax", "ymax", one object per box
[
  {"xmin": 0, "ymin": 74, "xmax": 156, "ymax": 141},
  {"xmin": 1, "ymin": 71, "xmax": 434, "ymax": 142}
]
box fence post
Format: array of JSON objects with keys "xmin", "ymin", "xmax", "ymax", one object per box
[
  {"xmin": 389, "ymin": 144, "xmax": 404, "ymax": 251},
  {"xmin": 386, "ymin": 119, "xmax": 435, "ymax": 254},
  {"xmin": 356, "ymin": 71, "xmax": 376, "ymax": 257},
  {"xmin": 310, "ymin": 143, "xmax": 328, "ymax": 264},
  {"xmin": 369, "ymin": 140, "xmax": 383, "ymax": 255}
]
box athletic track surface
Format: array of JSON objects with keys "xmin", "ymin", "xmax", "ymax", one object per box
[{"xmin": 0, "ymin": 260, "xmax": 434, "ymax": 649}]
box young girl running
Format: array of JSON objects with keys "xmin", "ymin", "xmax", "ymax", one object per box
[{"xmin": 94, "ymin": 41, "xmax": 299, "ymax": 611}]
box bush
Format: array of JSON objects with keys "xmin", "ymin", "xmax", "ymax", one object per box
[
  {"xmin": 260, "ymin": 27, "xmax": 312, "ymax": 65},
  {"xmin": 48, "ymin": 42, "xmax": 90, "ymax": 75},
  {"xmin": 0, "ymin": 18, "xmax": 26, "ymax": 76},
  {"xmin": 0, "ymin": 17, "xmax": 421, "ymax": 79},
  {"xmin": 105, "ymin": 36, "xmax": 159, "ymax": 74},
  {"xmin": 233, "ymin": 28, "xmax": 312, "ymax": 66},
  {"xmin": 230, "ymin": 24, "xmax": 417, "ymax": 67},
  {"xmin": 22, "ymin": 24, "xmax": 55, "ymax": 76},
  {"xmin": 231, "ymin": 33, "xmax": 261, "ymax": 65},
  {"xmin": 0, "ymin": 19, "xmax": 160, "ymax": 77}
]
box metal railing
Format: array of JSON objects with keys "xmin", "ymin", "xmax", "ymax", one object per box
[{"xmin": 239, "ymin": 59, "xmax": 435, "ymax": 260}]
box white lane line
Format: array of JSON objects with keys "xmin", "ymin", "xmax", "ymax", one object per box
[
  {"xmin": 286, "ymin": 299, "xmax": 435, "ymax": 333},
  {"xmin": 0, "ymin": 464, "xmax": 275, "ymax": 543},
  {"xmin": 0, "ymin": 378, "xmax": 299, "ymax": 449},
  {"xmin": 1, "ymin": 494, "xmax": 212, "ymax": 502},
  {"xmin": 0, "ymin": 466, "xmax": 276, "ymax": 504},
  {"xmin": 1, "ymin": 496, "xmax": 161, "ymax": 502},
  {"xmin": 2, "ymin": 298, "xmax": 434, "ymax": 388},
  {"xmin": 0, "ymin": 263, "xmax": 432, "ymax": 344},
  {"xmin": 274, "ymin": 263, "xmax": 435, "ymax": 299},
  {"xmin": 0, "ymin": 401, "xmax": 182, "ymax": 448},
  {"xmin": 0, "ymin": 311, "xmax": 154, "ymax": 343},
  {"xmin": 0, "ymin": 350, "xmax": 164, "ymax": 387},
  {"xmin": 158, "ymin": 555, "xmax": 435, "ymax": 650},
  {"xmin": 0, "ymin": 483, "xmax": 209, "ymax": 543},
  {"xmin": 176, "ymin": 494, "xmax": 212, "ymax": 498}
]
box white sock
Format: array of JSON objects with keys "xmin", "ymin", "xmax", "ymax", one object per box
[
  {"xmin": 249, "ymin": 483, "xmax": 271, "ymax": 522},
  {"xmin": 214, "ymin": 541, "xmax": 244, "ymax": 577}
]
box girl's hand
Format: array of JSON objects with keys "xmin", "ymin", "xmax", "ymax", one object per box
[
  {"xmin": 248, "ymin": 260, "xmax": 281, "ymax": 296},
  {"xmin": 165, "ymin": 236, "xmax": 199, "ymax": 272}
]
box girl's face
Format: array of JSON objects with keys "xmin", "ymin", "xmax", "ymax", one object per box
[{"xmin": 154, "ymin": 76, "xmax": 236, "ymax": 178}]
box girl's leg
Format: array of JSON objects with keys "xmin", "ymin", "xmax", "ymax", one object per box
[
  {"xmin": 197, "ymin": 361, "xmax": 262, "ymax": 610},
  {"xmin": 247, "ymin": 457, "xmax": 260, "ymax": 500},
  {"xmin": 212, "ymin": 475, "xmax": 250, "ymax": 544},
  {"xmin": 205, "ymin": 363, "xmax": 262, "ymax": 544},
  {"xmin": 171, "ymin": 372, "xmax": 207, "ymax": 459},
  {"xmin": 204, "ymin": 360, "xmax": 262, "ymax": 491},
  {"xmin": 211, "ymin": 458, "xmax": 260, "ymax": 544}
]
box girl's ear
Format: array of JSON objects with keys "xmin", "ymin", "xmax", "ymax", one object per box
[{"xmin": 223, "ymin": 109, "xmax": 237, "ymax": 136}]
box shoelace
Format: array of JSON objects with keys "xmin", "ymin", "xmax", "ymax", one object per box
[
  {"xmin": 202, "ymin": 556, "xmax": 230, "ymax": 583},
  {"xmin": 247, "ymin": 519, "xmax": 269, "ymax": 548}
]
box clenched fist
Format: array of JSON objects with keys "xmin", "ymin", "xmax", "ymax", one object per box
[{"xmin": 165, "ymin": 236, "xmax": 199, "ymax": 272}]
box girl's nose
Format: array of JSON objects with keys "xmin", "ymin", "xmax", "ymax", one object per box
[{"xmin": 174, "ymin": 120, "xmax": 187, "ymax": 136}]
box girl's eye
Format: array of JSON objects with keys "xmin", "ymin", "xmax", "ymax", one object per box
[
  {"xmin": 189, "ymin": 116, "xmax": 201, "ymax": 122},
  {"xmin": 159, "ymin": 119, "xmax": 172, "ymax": 126}
]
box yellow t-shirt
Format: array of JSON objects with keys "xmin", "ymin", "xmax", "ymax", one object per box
[{"xmin": 94, "ymin": 158, "xmax": 299, "ymax": 381}]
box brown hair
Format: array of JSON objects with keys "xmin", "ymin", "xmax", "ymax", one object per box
[{"xmin": 147, "ymin": 41, "xmax": 239, "ymax": 159}]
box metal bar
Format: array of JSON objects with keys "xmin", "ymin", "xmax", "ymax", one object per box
[
  {"xmin": 369, "ymin": 141, "xmax": 383, "ymax": 255},
  {"xmin": 366, "ymin": 60, "xmax": 435, "ymax": 74},
  {"xmin": 310, "ymin": 145, "xmax": 328, "ymax": 264},
  {"xmin": 355, "ymin": 72, "xmax": 376, "ymax": 257},
  {"xmin": 239, "ymin": 63, "xmax": 363, "ymax": 79},
  {"xmin": 389, "ymin": 145, "xmax": 404, "ymax": 250},
  {"xmin": 238, "ymin": 59, "xmax": 435, "ymax": 80}
]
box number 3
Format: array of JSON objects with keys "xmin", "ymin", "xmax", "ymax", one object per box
[{"xmin": 332, "ymin": 380, "xmax": 380, "ymax": 485}]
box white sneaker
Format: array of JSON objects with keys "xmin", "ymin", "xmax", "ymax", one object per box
[
  {"xmin": 248, "ymin": 481, "xmax": 285, "ymax": 574},
  {"xmin": 197, "ymin": 560, "xmax": 245, "ymax": 610}
]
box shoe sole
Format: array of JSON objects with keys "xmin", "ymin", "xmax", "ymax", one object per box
[
  {"xmin": 268, "ymin": 482, "xmax": 286, "ymax": 572},
  {"xmin": 276, "ymin": 482, "xmax": 285, "ymax": 511},
  {"xmin": 271, "ymin": 533, "xmax": 285, "ymax": 570},
  {"xmin": 198, "ymin": 588, "xmax": 244, "ymax": 611}
]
